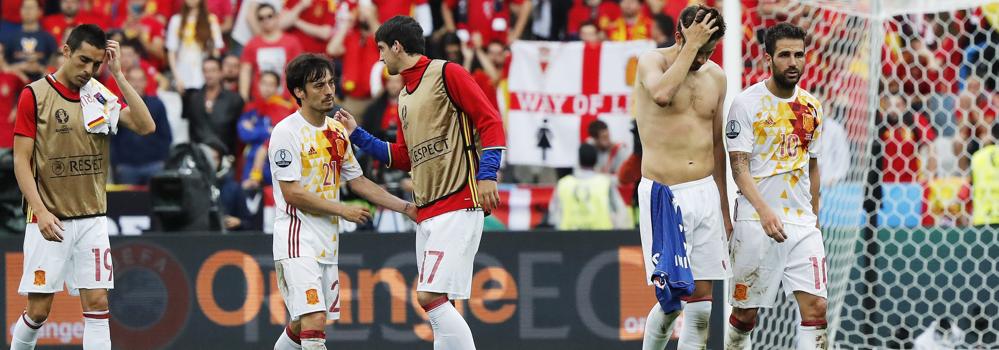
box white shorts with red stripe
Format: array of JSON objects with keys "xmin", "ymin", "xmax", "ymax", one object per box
[
  {"xmin": 18, "ymin": 216, "xmax": 114, "ymax": 296},
  {"xmin": 275, "ymin": 257, "xmax": 341, "ymax": 320},
  {"xmin": 728, "ymin": 220, "xmax": 828, "ymax": 308},
  {"xmin": 415, "ymin": 210, "xmax": 484, "ymax": 300}
]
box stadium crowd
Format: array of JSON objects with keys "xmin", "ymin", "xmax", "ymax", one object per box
[{"xmin": 0, "ymin": 0, "xmax": 996, "ymax": 231}]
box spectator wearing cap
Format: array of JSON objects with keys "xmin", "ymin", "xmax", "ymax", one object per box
[
  {"xmin": 166, "ymin": 0, "xmax": 225, "ymax": 92},
  {"xmin": 111, "ymin": 66, "xmax": 173, "ymax": 185},
  {"xmin": 604, "ymin": 0, "xmax": 652, "ymax": 41},
  {"xmin": 239, "ymin": 3, "xmax": 303, "ymax": 102},
  {"xmin": 0, "ymin": 0, "xmax": 57, "ymax": 81},
  {"xmin": 441, "ymin": 0, "xmax": 533, "ymax": 44},
  {"xmin": 327, "ymin": 4, "xmax": 381, "ymax": 118},
  {"xmin": 185, "ymin": 57, "xmax": 244, "ymax": 155}
]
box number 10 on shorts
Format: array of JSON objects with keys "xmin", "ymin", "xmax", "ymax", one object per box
[
  {"xmin": 420, "ymin": 251, "xmax": 444, "ymax": 284},
  {"xmin": 92, "ymin": 248, "xmax": 113, "ymax": 282}
]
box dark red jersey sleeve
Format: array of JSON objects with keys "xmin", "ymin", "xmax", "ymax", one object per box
[{"xmin": 13, "ymin": 87, "xmax": 36, "ymax": 139}]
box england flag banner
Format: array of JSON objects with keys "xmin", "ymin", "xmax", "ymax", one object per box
[{"xmin": 506, "ymin": 40, "xmax": 654, "ymax": 167}]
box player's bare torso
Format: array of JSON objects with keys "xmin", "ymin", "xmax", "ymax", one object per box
[{"xmin": 634, "ymin": 47, "xmax": 725, "ymax": 185}]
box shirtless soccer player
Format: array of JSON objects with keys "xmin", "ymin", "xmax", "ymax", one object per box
[
  {"xmin": 633, "ymin": 6, "xmax": 731, "ymax": 350},
  {"xmin": 270, "ymin": 54, "xmax": 417, "ymax": 350},
  {"xmin": 336, "ymin": 16, "xmax": 506, "ymax": 349},
  {"xmin": 725, "ymin": 23, "xmax": 828, "ymax": 350}
]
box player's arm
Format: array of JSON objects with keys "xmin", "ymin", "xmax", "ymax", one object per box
[
  {"xmin": 638, "ymin": 12, "xmax": 719, "ymax": 107},
  {"xmin": 726, "ymin": 98, "xmax": 786, "ymax": 242},
  {"xmin": 443, "ymin": 62, "xmax": 506, "ymax": 210},
  {"xmin": 335, "ymin": 109, "xmax": 412, "ymax": 171},
  {"xmin": 348, "ymin": 176, "xmax": 417, "ymax": 220},
  {"xmin": 11, "ymin": 88, "xmax": 64, "ymax": 242},
  {"xmin": 109, "ymin": 41, "xmax": 155, "ymax": 135},
  {"xmin": 711, "ymin": 70, "xmax": 733, "ymax": 237},
  {"xmin": 508, "ymin": 0, "xmax": 533, "ymax": 42},
  {"xmin": 809, "ymin": 158, "xmax": 820, "ymax": 226},
  {"xmin": 277, "ymin": 180, "xmax": 371, "ymax": 223}
]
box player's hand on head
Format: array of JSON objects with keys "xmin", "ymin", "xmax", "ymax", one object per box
[
  {"xmin": 36, "ymin": 211, "xmax": 65, "ymax": 242},
  {"xmin": 476, "ymin": 179, "xmax": 500, "ymax": 211},
  {"xmin": 333, "ymin": 109, "xmax": 358, "ymax": 134},
  {"xmin": 106, "ymin": 40, "xmax": 122, "ymax": 76},
  {"xmin": 681, "ymin": 9, "xmax": 719, "ymax": 48},
  {"xmin": 338, "ymin": 203, "xmax": 372, "ymax": 224}
]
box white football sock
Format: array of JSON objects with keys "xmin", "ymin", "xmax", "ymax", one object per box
[
  {"xmin": 10, "ymin": 312, "xmax": 44, "ymax": 350},
  {"xmin": 797, "ymin": 321, "xmax": 828, "ymax": 350},
  {"xmin": 299, "ymin": 330, "xmax": 326, "ymax": 350},
  {"xmin": 274, "ymin": 325, "xmax": 302, "ymax": 350},
  {"xmin": 677, "ymin": 300, "xmax": 712, "ymax": 350},
  {"xmin": 643, "ymin": 302, "xmax": 681, "ymax": 350},
  {"xmin": 82, "ymin": 310, "xmax": 111, "ymax": 350},
  {"xmin": 423, "ymin": 297, "xmax": 476, "ymax": 350},
  {"xmin": 725, "ymin": 314, "xmax": 754, "ymax": 350}
]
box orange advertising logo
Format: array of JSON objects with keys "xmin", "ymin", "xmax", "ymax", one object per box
[
  {"xmin": 617, "ymin": 247, "xmax": 662, "ymax": 341},
  {"xmin": 32, "ymin": 270, "xmax": 45, "ymax": 286},
  {"xmin": 306, "ymin": 289, "xmax": 320, "ymax": 305},
  {"xmin": 734, "ymin": 283, "xmax": 749, "ymax": 301}
]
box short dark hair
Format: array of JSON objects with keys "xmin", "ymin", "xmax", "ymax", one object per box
[
  {"xmin": 375, "ymin": 16, "xmax": 425, "ymax": 55},
  {"xmin": 66, "ymin": 24, "xmax": 107, "ymax": 52},
  {"xmin": 764, "ymin": 22, "xmax": 807, "ymax": 56},
  {"xmin": 259, "ymin": 70, "xmax": 280, "ymax": 83},
  {"xmin": 579, "ymin": 143, "xmax": 598, "ymax": 169},
  {"xmin": 678, "ymin": 5, "xmax": 724, "ymax": 43},
  {"xmin": 202, "ymin": 56, "xmax": 222, "ymax": 68},
  {"xmin": 587, "ymin": 119, "xmax": 608, "ymax": 139},
  {"xmin": 256, "ymin": 3, "xmax": 276, "ymax": 15},
  {"xmin": 653, "ymin": 14, "xmax": 676, "ymax": 37},
  {"xmin": 119, "ymin": 38, "xmax": 145, "ymax": 57},
  {"xmin": 285, "ymin": 54, "xmax": 335, "ymax": 106},
  {"xmin": 993, "ymin": 121, "xmax": 999, "ymax": 140}
]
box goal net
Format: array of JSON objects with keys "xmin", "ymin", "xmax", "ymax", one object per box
[{"xmin": 736, "ymin": 0, "xmax": 999, "ymax": 348}]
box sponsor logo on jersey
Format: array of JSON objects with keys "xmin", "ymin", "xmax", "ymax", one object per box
[
  {"xmin": 306, "ymin": 289, "xmax": 320, "ymax": 305},
  {"xmin": 33, "ymin": 270, "xmax": 45, "ymax": 286},
  {"xmin": 308, "ymin": 146, "xmax": 317, "ymax": 156},
  {"xmin": 410, "ymin": 136, "xmax": 451, "ymax": 166},
  {"xmin": 726, "ymin": 120, "xmax": 740, "ymax": 139},
  {"xmin": 55, "ymin": 108, "xmax": 72, "ymax": 134},
  {"xmin": 275, "ymin": 149, "xmax": 292, "ymax": 167},
  {"xmin": 94, "ymin": 92, "xmax": 107, "ymax": 105},
  {"xmin": 49, "ymin": 154, "xmax": 103, "ymax": 178}
]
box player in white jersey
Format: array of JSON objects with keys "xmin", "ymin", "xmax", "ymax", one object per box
[
  {"xmin": 725, "ymin": 23, "xmax": 828, "ymax": 350},
  {"xmin": 269, "ymin": 54, "xmax": 417, "ymax": 350}
]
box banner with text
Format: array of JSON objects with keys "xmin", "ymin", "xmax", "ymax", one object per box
[
  {"xmin": 1, "ymin": 232, "xmax": 724, "ymax": 349},
  {"xmin": 506, "ymin": 40, "xmax": 654, "ymax": 167}
]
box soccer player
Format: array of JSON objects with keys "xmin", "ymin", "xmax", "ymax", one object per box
[
  {"xmin": 335, "ymin": 16, "xmax": 506, "ymax": 350},
  {"xmin": 632, "ymin": 6, "xmax": 731, "ymax": 350},
  {"xmin": 10, "ymin": 24, "xmax": 156, "ymax": 349},
  {"xmin": 270, "ymin": 54, "xmax": 418, "ymax": 350},
  {"xmin": 725, "ymin": 23, "xmax": 827, "ymax": 350}
]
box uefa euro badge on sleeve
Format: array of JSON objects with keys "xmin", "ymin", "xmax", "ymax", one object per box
[{"xmin": 81, "ymin": 78, "xmax": 122, "ymax": 135}]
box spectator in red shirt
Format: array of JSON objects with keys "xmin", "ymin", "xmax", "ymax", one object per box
[
  {"xmin": 604, "ymin": 0, "xmax": 652, "ymax": 41},
  {"xmin": 441, "ymin": 0, "xmax": 533, "ymax": 44},
  {"xmin": 41, "ymin": 0, "xmax": 98, "ymax": 44},
  {"xmin": 879, "ymin": 94, "xmax": 938, "ymax": 183},
  {"xmin": 0, "ymin": 43, "xmax": 28, "ymax": 149},
  {"xmin": 81, "ymin": 0, "xmax": 127, "ymax": 28},
  {"xmin": 327, "ymin": 5, "xmax": 381, "ymax": 116},
  {"xmin": 373, "ymin": 0, "xmax": 433, "ymax": 31},
  {"xmin": 205, "ymin": 0, "xmax": 236, "ymax": 35},
  {"xmin": 1, "ymin": 0, "xmax": 24, "ymax": 25},
  {"xmin": 463, "ymin": 33, "xmax": 506, "ymax": 109},
  {"xmin": 279, "ymin": 0, "xmax": 342, "ymax": 54},
  {"xmin": 117, "ymin": 0, "xmax": 168, "ymax": 68},
  {"xmin": 239, "ymin": 3, "xmax": 304, "ymax": 102},
  {"xmin": 567, "ymin": 0, "xmax": 621, "ymax": 38}
]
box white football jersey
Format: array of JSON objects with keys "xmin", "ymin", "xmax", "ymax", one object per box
[
  {"xmin": 269, "ymin": 111, "xmax": 362, "ymax": 264},
  {"xmin": 725, "ymin": 81, "xmax": 823, "ymax": 226}
]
